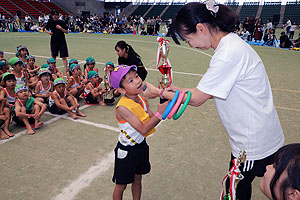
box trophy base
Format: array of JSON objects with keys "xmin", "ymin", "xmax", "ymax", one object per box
[{"xmin": 104, "ymin": 97, "xmax": 115, "ymax": 105}]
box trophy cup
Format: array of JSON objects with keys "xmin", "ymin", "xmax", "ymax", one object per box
[
  {"xmin": 103, "ymin": 66, "xmax": 115, "ymax": 105},
  {"xmin": 221, "ymin": 151, "xmax": 246, "ymax": 200},
  {"xmin": 156, "ymin": 35, "xmax": 173, "ymax": 103}
]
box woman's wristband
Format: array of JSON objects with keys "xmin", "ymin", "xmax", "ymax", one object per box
[{"xmin": 154, "ymin": 112, "xmax": 162, "ymax": 120}]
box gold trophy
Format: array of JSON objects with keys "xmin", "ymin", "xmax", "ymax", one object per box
[
  {"xmin": 157, "ymin": 31, "xmax": 172, "ymax": 103},
  {"xmin": 103, "ymin": 65, "xmax": 115, "ymax": 105}
]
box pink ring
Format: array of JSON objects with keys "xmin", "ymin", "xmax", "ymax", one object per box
[{"xmin": 167, "ymin": 90, "xmax": 186, "ymax": 119}]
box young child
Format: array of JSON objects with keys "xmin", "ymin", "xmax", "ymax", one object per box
[
  {"xmin": 9, "ymin": 57, "xmax": 28, "ymax": 88},
  {"xmin": 0, "ymin": 72, "xmax": 16, "ymax": 139},
  {"xmin": 66, "ymin": 64, "xmax": 85, "ymax": 98},
  {"xmin": 84, "ymin": 57, "xmax": 98, "ymax": 77},
  {"xmin": 49, "ymin": 78, "xmax": 86, "ymax": 119},
  {"xmin": 66, "ymin": 59, "xmax": 78, "ymax": 78},
  {"xmin": 104, "ymin": 61, "xmax": 120, "ymax": 98},
  {"xmin": 13, "ymin": 85, "xmax": 46, "ymax": 135},
  {"xmin": 26, "ymin": 55, "xmax": 40, "ymax": 77},
  {"xmin": 0, "ymin": 58, "xmax": 9, "ymax": 82},
  {"xmin": 17, "ymin": 45, "xmax": 29, "ymax": 63},
  {"xmin": 110, "ymin": 65, "xmax": 167, "ymax": 200},
  {"xmin": 47, "ymin": 58, "xmax": 64, "ymax": 79},
  {"xmin": 82, "ymin": 71, "xmax": 106, "ymax": 106},
  {"xmin": 35, "ymin": 68, "xmax": 53, "ymax": 103}
]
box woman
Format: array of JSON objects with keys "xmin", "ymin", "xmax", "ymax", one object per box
[
  {"xmin": 115, "ymin": 40, "xmax": 148, "ymax": 81},
  {"xmin": 260, "ymin": 143, "xmax": 300, "ymax": 200},
  {"xmin": 254, "ymin": 18, "xmax": 263, "ymax": 42},
  {"xmin": 143, "ymin": 2, "xmax": 284, "ymax": 200}
]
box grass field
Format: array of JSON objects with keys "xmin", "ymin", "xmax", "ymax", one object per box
[{"xmin": 0, "ymin": 31, "xmax": 300, "ymax": 200}]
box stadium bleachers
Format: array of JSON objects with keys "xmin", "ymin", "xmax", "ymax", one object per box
[
  {"xmin": 238, "ymin": 2, "xmax": 259, "ymax": 22},
  {"xmin": 283, "ymin": 2, "xmax": 300, "ymax": 25},
  {"xmin": 14, "ymin": 0, "xmax": 41, "ymax": 18},
  {"xmin": 42, "ymin": 1, "xmax": 68, "ymax": 16},
  {"xmin": 145, "ymin": 5, "xmax": 167, "ymax": 18},
  {"xmin": 26, "ymin": 0, "xmax": 51, "ymax": 16},
  {"xmin": 131, "ymin": 5, "xmax": 151, "ymax": 17},
  {"xmin": 161, "ymin": 5, "xmax": 183, "ymax": 20},
  {"xmin": 0, "ymin": 6, "xmax": 13, "ymax": 18},
  {"xmin": 0, "ymin": 0, "xmax": 24, "ymax": 18},
  {"xmin": 225, "ymin": 2, "xmax": 239, "ymax": 12},
  {"xmin": 260, "ymin": 2, "xmax": 281, "ymax": 23}
]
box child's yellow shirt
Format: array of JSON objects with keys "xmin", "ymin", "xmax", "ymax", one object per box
[{"xmin": 115, "ymin": 95, "xmax": 155, "ymax": 146}]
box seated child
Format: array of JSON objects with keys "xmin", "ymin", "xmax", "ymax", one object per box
[
  {"xmin": 0, "ymin": 58, "xmax": 9, "ymax": 82},
  {"xmin": 9, "ymin": 57, "xmax": 28, "ymax": 87},
  {"xmin": 104, "ymin": 61, "xmax": 120, "ymax": 98},
  {"xmin": 47, "ymin": 58, "xmax": 64, "ymax": 79},
  {"xmin": 110, "ymin": 65, "xmax": 168, "ymax": 200},
  {"xmin": 35, "ymin": 68, "xmax": 53, "ymax": 103},
  {"xmin": 82, "ymin": 71, "xmax": 106, "ymax": 106},
  {"xmin": 13, "ymin": 85, "xmax": 46, "ymax": 135},
  {"xmin": 49, "ymin": 78, "xmax": 86, "ymax": 119},
  {"xmin": 66, "ymin": 59, "xmax": 78, "ymax": 78},
  {"xmin": 17, "ymin": 45, "xmax": 29, "ymax": 63},
  {"xmin": 0, "ymin": 72, "xmax": 16, "ymax": 139},
  {"xmin": 84, "ymin": 57, "xmax": 98, "ymax": 77},
  {"xmin": 66, "ymin": 64, "xmax": 85, "ymax": 98},
  {"xmin": 26, "ymin": 55, "xmax": 40, "ymax": 77}
]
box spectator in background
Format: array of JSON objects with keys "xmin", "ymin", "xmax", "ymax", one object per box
[
  {"xmin": 38, "ymin": 15, "xmax": 44, "ymax": 27},
  {"xmin": 289, "ymin": 21, "xmax": 297, "ymax": 39},
  {"xmin": 279, "ymin": 31, "xmax": 292, "ymax": 48},
  {"xmin": 24, "ymin": 15, "xmax": 31, "ymax": 23},
  {"xmin": 254, "ymin": 18, "xmax": 263, "ymax": 42},
  {"xmin": 284, "ymin": 17, "xmax": 291, "ymax": 34},
  {"xmin": 242, "ymin": 17, "xmax": 250, "ymax": 32},
  {"xmin": 290, "ymin": 33, "xmax": 300, "ymax": 50},
  {"xmin": 249, "ymin": 16, "xmax": 256, "ymax": 41}
]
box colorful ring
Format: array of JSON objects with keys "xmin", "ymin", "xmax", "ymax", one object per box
[
  {"xmin": 167, "ymin": 90, "xmax": 185, "ymax": 119},
  {"xmin": 162, "ymin": 90, "xmax": 180, "ymax": 120},
  {"xmin": 173, "ymin": 91, "xmax": 191, "ymax": 120}
]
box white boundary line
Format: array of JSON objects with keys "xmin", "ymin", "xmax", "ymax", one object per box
[{"xmin": 52, "ymin": 151, "xmax": 114, "ymax": 200}]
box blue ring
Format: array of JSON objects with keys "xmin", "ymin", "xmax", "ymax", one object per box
[{"xmin": 162, "ymin": 90, "xmax": 180, "ymax": 120}]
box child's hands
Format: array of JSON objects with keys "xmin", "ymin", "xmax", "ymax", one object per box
[
  {"xmin": 45, "ymin": 92, "xmax": 51, "ymax": 98},
  {"xmin": 157, "ymin": 100, "xmax": 169, "ymax": 115}
]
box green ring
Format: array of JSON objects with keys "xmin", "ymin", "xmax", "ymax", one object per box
[{"xmin": 173, "ymin": 90, "xmax": 191, "ymax": 120}]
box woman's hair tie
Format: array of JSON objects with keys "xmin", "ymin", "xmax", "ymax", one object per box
[{"xmin": 204, "ymin": 0, "xmax": 219, "ymax": 17}]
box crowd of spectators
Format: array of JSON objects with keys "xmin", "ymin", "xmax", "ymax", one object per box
[
  {"xmin": 235, "ymin": 15, "xmax": 299, "ymax": 50},
  {"xmin": 0, "ymin": 12, "xmax": 170, "ymax": 36}
]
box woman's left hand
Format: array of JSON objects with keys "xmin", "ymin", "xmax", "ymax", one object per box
[{"xmin": 142, "ymin": 82, "xmax": 160, "ymax": 99}]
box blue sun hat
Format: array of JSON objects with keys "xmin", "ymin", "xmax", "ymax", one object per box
[
  {"xmin": 0, "ymin": 59, "xmax": 7, "ymax": 69},
  {"xmin": 87, "ymin": 70, "xmax": 99, "ymax": 79},
  {"xmin": 86, "ymin": 57, "xmax": 95, "ymax": 64},
  {"xmin": 70, "ymin": 64, "xmax": 81, "ymax": 71},
  {"xmin": 26, "ymin": 55, "xmax": 35, "ymax": 61},
  {"xmin": 47, "ymin": 58, "xmax": 56, "ymax": 64}
]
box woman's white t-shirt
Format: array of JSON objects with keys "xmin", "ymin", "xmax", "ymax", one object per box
[{"xmin": 197, "ymin": 33, "xmax": 284, "ymax": 160}]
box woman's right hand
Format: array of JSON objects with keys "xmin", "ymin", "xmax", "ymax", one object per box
[{"xmin": 142, "ymin": 82, "xmax": 160, "ymax": 99}]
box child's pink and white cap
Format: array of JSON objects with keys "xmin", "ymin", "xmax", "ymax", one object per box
[{"xmin": 110, "ymin": 65, "xmax": 137, "ymax": 89}]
